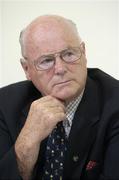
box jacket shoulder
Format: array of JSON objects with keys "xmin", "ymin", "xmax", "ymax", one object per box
[
  {"xmin": 0, "ymin": 81, "xmax": 40, "ymax": 108},
  {"xmin": 88, "ymin": 68, "xmax": 119, "ymax": 89},
  {"xmin": 88, "ymin": 68, "xmax": 119, "ymax": 111},
  {"xmin": 0, "ymin": 80, "xmax": 33, "ymax": 97}
]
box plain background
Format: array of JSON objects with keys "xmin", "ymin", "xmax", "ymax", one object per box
[{"xmin": 0, "ymin": 0, "xmax": 119, "ymax": 87}]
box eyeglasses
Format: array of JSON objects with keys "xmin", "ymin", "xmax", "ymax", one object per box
[{"xmin": 24, "ymin": 46, "xmax": 82, "ymax": 71}]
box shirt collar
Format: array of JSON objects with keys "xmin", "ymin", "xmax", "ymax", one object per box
[{"xmin": 65, "ymin": 90, "xmax": 84, "ymax": 127}]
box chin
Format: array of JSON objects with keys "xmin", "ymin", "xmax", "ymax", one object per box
[
  {"xmin": 51, "ymin": 85, "xmax": 80, "ymax": 102},
  {"xmin": 52, "ymin": 91, "xmax": 75, "ymax": 103}
]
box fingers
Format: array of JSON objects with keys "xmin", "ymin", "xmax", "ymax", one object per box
[
  {"xmin": 25, "ymin": 95, "xmax": 66, "ymax": 141},
  {"xmin": 31, "ymin": 95, "xmax": 66, "ymax": 114},
  {"xmin": 38, "ymin": 95, "xmax": 65, "ymax": 109}
]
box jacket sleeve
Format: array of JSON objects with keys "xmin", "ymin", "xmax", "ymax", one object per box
[
  {"xmin": 0, "ymin": 111, "xmax": 22, "ymax": 179},
  {"xmin": 99, "ymin": 113, "xmax": 119, "ymax": 179}
]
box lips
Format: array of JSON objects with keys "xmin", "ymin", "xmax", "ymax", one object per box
[{"xmin": 54, "ymin": 80, "xmax": 72, "ymax": 86}]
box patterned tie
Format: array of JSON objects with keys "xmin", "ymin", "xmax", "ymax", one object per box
[{"xmin": 42, "ymin": 121, "xmax": 67, "ymax": 180}]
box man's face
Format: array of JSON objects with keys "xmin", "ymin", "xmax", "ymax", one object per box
[{"xmin": 22, "ymin": 20, "xmax": 87, "ymax": 103}]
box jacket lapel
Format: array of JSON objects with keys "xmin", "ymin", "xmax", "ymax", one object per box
[{"xmin": 64, "ymin": 77, "xmax": 101, "ymax": 179}]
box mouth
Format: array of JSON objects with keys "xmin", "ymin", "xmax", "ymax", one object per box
[{"xmin": 54, "ymin": 80, "xmax": 72, "ymax": 86}]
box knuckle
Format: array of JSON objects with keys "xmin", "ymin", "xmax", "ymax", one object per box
[
  {"xmin": 31, "ymin": 100, "xmax": 42, "ymax": 113},
  {"xmin": 48, "ymin": 113, "xmax": 54, "ymax": 120},
  {"xmin": 31, "ymin": 100, "xmax": 38, "ymax": 108}
]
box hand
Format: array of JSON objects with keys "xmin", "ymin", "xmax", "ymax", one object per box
[
  {"xmin": 15, "ymin": 96, "xmax": 66, "ymax": 180},
  {"xmin": 26, "ymin": 95, "xmax": 66, "ymax": 141}
]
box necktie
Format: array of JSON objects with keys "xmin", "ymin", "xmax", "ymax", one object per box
[{"xmin": 42, "ymin": 121, "xmax": 67, "ymax": 180}]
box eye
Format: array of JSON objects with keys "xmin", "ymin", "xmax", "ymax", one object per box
[
  {"xmin": 40, "ymin": 57, "xmax": 54, "ymax": 65},
  {"xmin": 35, "ymin": 56, "xmax": 55, "ymax": 70},
  {"xmin": 64, "ymin": 50, "xmax": 75, "ymax": 57},
  {"xmin": 62, "ymin": 49, "xmax": 78, "ymax": 62}
]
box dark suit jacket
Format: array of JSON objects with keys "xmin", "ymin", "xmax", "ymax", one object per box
[{"xmin": 0, "ymin": 68, "xmax": 119, "ymax": 180}]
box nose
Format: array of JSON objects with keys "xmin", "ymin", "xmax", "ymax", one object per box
[{"xmin": 54, "ymin": 56, "xmax": 67, "ymax": 75}]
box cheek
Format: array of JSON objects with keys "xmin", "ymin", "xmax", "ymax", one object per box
[
  {"xmin": 33, "ymin": 72, "xmax": 53, "ymax": 95},
  {"xmin": 71, "ymin": 62, "xmax": 87, "ymax": 86}
]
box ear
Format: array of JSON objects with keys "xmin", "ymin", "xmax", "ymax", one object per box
[
  {"xmin": 20, "ymin": 58, "xmax": 31, "ymax": 80},
  {"xmin": 80, "ymin": 42, "xmax": 86, "ymax": 56},
  {"xmin": 80, "ymin": 42, "xmax": 87, "ymax": 64}
]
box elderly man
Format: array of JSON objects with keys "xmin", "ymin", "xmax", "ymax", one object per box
[{"xmin": 0, "ymin": 15, "xmax": 119, "ymax": 180}]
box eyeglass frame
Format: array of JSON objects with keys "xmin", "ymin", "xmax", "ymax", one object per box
[{"xmin": 21, "ymin": 42, "xmax": 83, "ymax": 71}]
